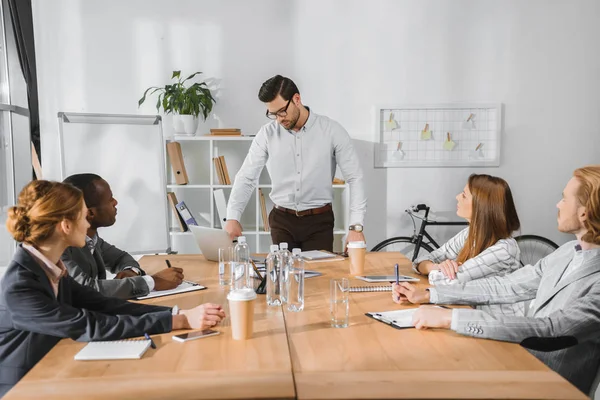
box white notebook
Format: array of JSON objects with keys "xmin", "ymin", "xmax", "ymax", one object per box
[
  {"xmin": 299, "ymin": 250, "xmax": 339, "ymax": 260},
  {"xmin": 74, "ymin": 339, "xmax": 151, "ymax": 361}
]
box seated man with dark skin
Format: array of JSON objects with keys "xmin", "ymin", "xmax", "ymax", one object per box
[{"xmin": 62, "ymin": 173, "xmax": 184, "ymax": 299}]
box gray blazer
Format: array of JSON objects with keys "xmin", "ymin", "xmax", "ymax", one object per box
[
  {"xmin": 62, "ymin": 236, "xmax": 150, "ymax": 299},
  {"xmin": 0, "ymin": 246, "xmax": 172, "ymax": 397},
  {"xmin": 433, "ymin": 240, "xmax": 600, "ymax": 394}
]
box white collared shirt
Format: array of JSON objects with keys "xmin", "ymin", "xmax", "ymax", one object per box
[
  {"xmin": 22, "ymin": 243, "xmax": 67, "ymax": 297},
  {"xmin": 85, "ymin": 234, "xmax": 154, "ymax": 291},
  {"xmin": 226, "ymin": 109, "xmax": 367, "ymax": 226}
]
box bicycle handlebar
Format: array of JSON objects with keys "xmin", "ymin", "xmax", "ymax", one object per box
[{"xmin": 407, "ymin": 204, "xmax": 429, "ymax": 212}]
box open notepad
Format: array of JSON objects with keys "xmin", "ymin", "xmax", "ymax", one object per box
[
  {"xmin": 75, "ymin": 339, "xmax": 151, "ymax": 360},
  {"xmin": 137, "ymin": 280, "xmax": 206, "ymax": 300}
]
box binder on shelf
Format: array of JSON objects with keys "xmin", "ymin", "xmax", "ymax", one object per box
[
  {"xmin": 166, "ymin": 142, "xmax": 189, "ymax": 185},
  {"xmin": 219, "ymin": 156, "xmax": 231, "ymax": 185},
  {"xmin": 176, "ymin": 201, "xmax": 198, "ymax": 227},
  {"xmin": 213, "ymin": 189, "xmax": 228, "ymax": 228},
  {"xmin": 167, "ymin": 192, "xmax": 188, "ymax": 232},
  {"xmin": 258, "ymin": 188, "xmax": 269, "ymax": 232}
]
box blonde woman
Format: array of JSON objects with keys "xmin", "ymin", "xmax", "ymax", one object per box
[{"xmin": 0, "ymin": 180, "xmax": 225, "ymax": 395}]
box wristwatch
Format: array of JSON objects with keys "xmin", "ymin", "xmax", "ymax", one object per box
[
  {"xmin": 348, "ymin": 224, "xmax": 363, "ymax": 232},
  {"xmin": 172, "ymin": 305, "xmax": 179, "ymax": 316}
]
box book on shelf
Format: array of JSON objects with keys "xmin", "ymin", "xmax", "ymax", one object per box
[
  {"xmin": 258, "ymin": 188, "xmax": 269, "ymax": 232},
  {"xmin": 219, "ymin": 156, "xmax": 231, "ymax": 184},
  {"xmin": 213, "ymin": 156, "xmax": 231, "ymax": 185},
  {"xmin": 209, "ymin": 128, "xmax": 242, "ymax": 136},
  {"xmin": 166, "ymin": 142, "xmax": 189, "ymax": 185},
  {"xmin": 213, "ymin": 157, "xmax": 225, "ymax": 185},
  {"xmin": 167, "ymin": 192, "xmax": 188, "ymax": 232},
  {"xmin": 176, "ymin": 201, "xmax": 198, "ymax": 227}
]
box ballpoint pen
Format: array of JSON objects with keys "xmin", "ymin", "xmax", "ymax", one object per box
[
  {"xmin": 144, "ymin": 333, "xmax": 156, "ymax": 349},
  {"xmin": 395, "ymin": 263, "xmax": 399, "ymax": 285},
  {"xmin": 165, "ymin": 259, "xmax": 172, "ymax": 268}
]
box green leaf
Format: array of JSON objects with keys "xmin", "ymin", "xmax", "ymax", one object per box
[
  {"xmin": 138, "ymin": 86, "xmax": 160, "ymax": 107},
  {"xmin": 181, "ymin": 71, "xmax": 202, "ymax": 85},
  {"xmin": 171, "ymin": 70, "xmax": 181, "ymax": 80}
]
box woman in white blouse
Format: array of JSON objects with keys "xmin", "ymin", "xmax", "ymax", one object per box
[{"xmin": 412, "ymin": 174, "xmax": 524, "ymax": 315}]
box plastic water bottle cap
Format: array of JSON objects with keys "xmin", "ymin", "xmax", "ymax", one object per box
[
  {"xmin": 292, "ymin": 248, "xmax": 301, "ymax": 255},
  {"xmin": 270, "ymin": 244, "xmax": 279, "ymax": 252},
  {"xmin": 238, "ymin": 236, "xmax": 246, "ymax": 243},
  {"xmin": 280, "ymin": 242, "xmax": 289, "ymax": 249}
]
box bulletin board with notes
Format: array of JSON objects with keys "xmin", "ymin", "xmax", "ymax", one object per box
[{"xmin": 374, "ymin": 104, "xmax": 502, "ymax": 168}]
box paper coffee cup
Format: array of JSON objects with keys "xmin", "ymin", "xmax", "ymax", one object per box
[
  {"xmin": 347, "ymin": 241, "xmax": 367, "ymax": 276},
  {"xmin": 227, "ymin": 288, "xmax": 257, "ymax": 340}
]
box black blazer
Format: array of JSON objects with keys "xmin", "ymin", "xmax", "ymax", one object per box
[{"xmin": 0, "ymin": 246, "xmax": 173, "ymax": 397}]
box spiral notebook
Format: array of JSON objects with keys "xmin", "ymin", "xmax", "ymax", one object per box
[
  {"xmin": 74, "ymin": 339, "xmax": 151, "ymax": 360},
  {"xmin": 347, "ymin": 285, "xmax": 392, "ymax": 292}
]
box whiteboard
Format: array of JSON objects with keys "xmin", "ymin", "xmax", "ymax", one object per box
[{"xmin": 58, "ymin": 112, "xmax": 169, "ymax": 254}]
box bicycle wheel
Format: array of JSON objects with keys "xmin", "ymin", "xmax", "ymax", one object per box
[
  {"xmin": 515, "ymin": 235, "xmax": 559, "ymax": 267},
  {"xmin": 370, "ymin": 237, "xmax": 434, "ymax": 262}
]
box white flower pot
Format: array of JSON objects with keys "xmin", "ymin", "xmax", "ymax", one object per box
[{"xmin": 173, "ymin": 114, "xmax": 199, "ymax": 136}]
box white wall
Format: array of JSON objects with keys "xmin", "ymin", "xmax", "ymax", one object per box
[
  {"xmin": 32, "ymin": 0, "xmax": 293, "ymax": 178},
  {"xmin": 32, "ymin": 0, "xmax": 600, "ymax": 249},
  {"xmin": 290, "ymin": 0, "xmax": 600, "ymax": 247}
]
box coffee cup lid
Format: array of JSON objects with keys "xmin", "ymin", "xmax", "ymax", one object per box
[
  {"xmin": 227, "ymin": 288, "xmax": 257, "ymax": 301},
  {"xmin": 347, "ymin": 241, "xmax": 367, "ymax": 249}
]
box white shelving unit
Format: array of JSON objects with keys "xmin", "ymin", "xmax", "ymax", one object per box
[{"xmin": 165, "ymin": 135, "xmax": 349, "ymax": 254}]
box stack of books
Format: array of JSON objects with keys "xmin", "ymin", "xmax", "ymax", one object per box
[
  {"xmin": 213, "ymin": 156, "xmax": 231, "ymax": 184},
  {"xmin": 209, "ymin": 128, "xmax": 241, "ymax": 136}
]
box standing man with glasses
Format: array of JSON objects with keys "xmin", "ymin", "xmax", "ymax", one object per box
[{"xmin": 224, "ymin": 75, "xmax": 367, "ymax": 252}]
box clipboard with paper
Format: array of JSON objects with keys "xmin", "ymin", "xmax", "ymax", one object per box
[
  {"xmin": 365, "ymin": 308, "xmax": 418, "ymax": 330},
  {"xmin": 365, "ymin": 306, "xmax": 447, "ymax": 330}
]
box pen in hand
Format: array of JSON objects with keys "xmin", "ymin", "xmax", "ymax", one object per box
[
  {"xmin": 395, "ymin": 263, "xmax": 399, "ymax": 285},
  {"xmin": 144, "ymin": 333, "xmax": 156, "ymax": 349},
  {"xmin": 165, "ymin": 259, "xmax": 172, "ymax": 268}
]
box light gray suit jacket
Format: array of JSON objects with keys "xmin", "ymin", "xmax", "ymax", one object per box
[
  {"xmin": 61, "ymin": 236, "xmax": 150, "ymax": 299},
  {"xmin": 433, "ymin": 240, "xmax": 600, "ymax": 394}
]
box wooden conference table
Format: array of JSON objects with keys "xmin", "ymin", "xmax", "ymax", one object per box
[{"xmin": 5, "ymin": 253, "xmax": 586, "ymax": 400}]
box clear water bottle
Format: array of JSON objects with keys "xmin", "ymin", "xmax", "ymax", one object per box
[
  {"xmin": 266, "ymin": 244, "xmax": 281, "ymax": 306},
  {"xmin": 278, "ymin": 242, "xmax": 292, "ymax": 304},
  {"xmin": 287, "ymin": 248, "xmax": 305, "ymax": 312},
  {"xmin": 233, "ymin": 236, "xmax": 250, "ymax": 290}
]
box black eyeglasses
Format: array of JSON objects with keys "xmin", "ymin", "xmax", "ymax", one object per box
[{"xmin": 265, "ymin": 98, "xmax": 292, "ymax": 120}]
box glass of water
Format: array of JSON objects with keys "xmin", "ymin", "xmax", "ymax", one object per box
[
  {"xmin": 330, "ymin": 278, "xmax": 349, "ymax": 328},
  {"xmin": 218, "ymin": 247, "xmax": 234, "ymax": 286}
]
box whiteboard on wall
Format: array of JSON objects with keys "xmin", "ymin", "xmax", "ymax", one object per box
[{"xmin": 58, "ymin": 112, "xmax": 170, "ymax": 254}]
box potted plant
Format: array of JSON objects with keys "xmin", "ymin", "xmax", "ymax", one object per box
[{"xmin": 138, "ymin": 70, "xmax": 216, "ymax": 136}]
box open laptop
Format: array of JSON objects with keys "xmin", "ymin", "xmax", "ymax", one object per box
[{"xmin": 189, "ymin": 226, "xmax": 234, "ymax": 261}]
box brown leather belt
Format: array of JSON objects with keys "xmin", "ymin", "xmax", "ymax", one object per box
[{"xmin": 274, "ymin": 203, "xmax": 332, "ymax": 217}]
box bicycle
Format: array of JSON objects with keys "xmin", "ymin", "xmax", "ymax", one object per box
[{"xmin": 371, "ymin": 204, "xmax": 559, "ymax": 267}]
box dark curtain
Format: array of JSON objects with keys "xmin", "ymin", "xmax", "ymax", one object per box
[{"xmin": 6, "ymin": 0, "xmax": 40, "ymax": 167}]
